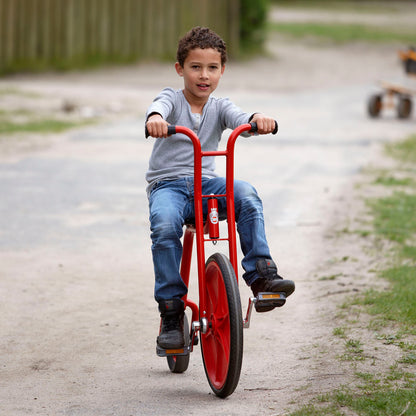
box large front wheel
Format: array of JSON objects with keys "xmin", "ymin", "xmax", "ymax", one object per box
[{"xmin": 200, "ymin": 253, "xmax": 243, "ymax": 398}]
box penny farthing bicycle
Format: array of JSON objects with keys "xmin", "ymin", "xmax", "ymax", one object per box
[{"xmin": 146, "ymin": 122, "xmax": 284, "ymax": 398}]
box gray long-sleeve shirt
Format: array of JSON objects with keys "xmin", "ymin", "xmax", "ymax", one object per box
[{"xmin": 145, "ymin": 88, "xmax": 251, "ymax": 195}]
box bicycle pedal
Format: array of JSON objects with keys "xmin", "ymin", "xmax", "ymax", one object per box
[
  {"xmin": 255, "ymin": 292, "xmax": 286, "ymax": 312},
  {"xmin": 156, "ymin": 344, "xmax": 191, "ymax": 358}
]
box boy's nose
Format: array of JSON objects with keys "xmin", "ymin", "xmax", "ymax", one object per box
[{"xmin": 200, "ymin": 69, "xmax": 208, "ymax": 79}]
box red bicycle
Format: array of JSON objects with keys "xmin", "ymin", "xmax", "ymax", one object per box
[{"xmin": 147, "ymin": 122, "xmax": 284, "ymax": 398}]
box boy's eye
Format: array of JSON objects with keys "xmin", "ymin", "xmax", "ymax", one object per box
[{"xmin": 191, "ymin": 65, "xmax": 200, "ymax": 69}]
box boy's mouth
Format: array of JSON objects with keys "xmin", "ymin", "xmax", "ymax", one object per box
[{"xmin": 197, "ymin": 84, "xmax": 209, "ymax": 90}]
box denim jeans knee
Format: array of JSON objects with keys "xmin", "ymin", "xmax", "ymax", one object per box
[
  {"xmin": 149, "ymin": 179, "xmax": 191, "ymax": 301},
  {"xmin": 148, "ymin": 177, "xmax": 272, "ymax": 299}
]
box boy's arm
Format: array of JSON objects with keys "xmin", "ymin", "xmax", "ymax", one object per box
[
  {"xmin": 146, "ymin": 113, "xmax": 170, "ymax": 138},
  {"xmin": 145, "ymin": 88, "xmax": 176, "ymax": 138},
  {"xmin": 220, "ymin": 99, "xmax": 275, "ymax": 135},
  {"xmin": 250, "ymin": 113, "xmax": 276, "ymax": 135}
]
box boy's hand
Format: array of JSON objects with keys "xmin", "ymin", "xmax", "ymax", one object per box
[
  {"xmin": 146, "ymin": 113, "xmax": 170, "ymax": 138},
  {"xmin": 250, "ymin": 113, "xmax": 276, "ymax": 135}
]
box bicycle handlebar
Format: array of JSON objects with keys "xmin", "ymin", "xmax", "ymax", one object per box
[{"xmin": 145, "ymin": 121, "xmax": 278, "ymax": 138}]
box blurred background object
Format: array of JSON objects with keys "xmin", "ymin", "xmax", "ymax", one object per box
[
  {"xmin": 367, "ymin": 47, "xmax": 416, "ymax": 119},
  {"xmin": 0, "ymin": 0, "xmax": 272, "ymax": 75}
]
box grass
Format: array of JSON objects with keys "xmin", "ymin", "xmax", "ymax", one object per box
[
  {"xmin": 373, "ymin": 176, "xmax": 415, "ymax": 187},
  {"xmin": 335, "ymin": 388, "xmax": 416, "ymax": 415},
  {"xmin": 386, "ymin": 135, "xmax": 416, "ymax": 164},
  {"xmin": 269, "ymin": 0, "xmax": 416, "ymax": 45},
  {"xmin": 340, "ymin": 339, "xmax": 365, "ymax": 362},
  {"xmin": 269, "ymin": 21, "xmax": 416, "ymax": 44},
  {"xmin": 0, "ymin": 87, "xmax": 41, "ymax": 98},
  {"xmin": 0, "ymin": 118, "xmax": 89, "ymax": 135},
  {"xmin": 333, "ymin": 327, "xmax": 347, "ymax": 338},
  {"xmin": 0, "ymin": 88, "xmax": 94, "ymax": 135},
  {"xmin": 287, "ymin": 134, "xmax": 416, "ymax": 415},
  {"xmin": 369, "ymin": 191, "xmax": 416, "ymax": 244},
  {"xmin": 271, "ymin": 0, "xmax": 402, "ymax": 13},
  {"xmin": 359, "ymin": 136, "xmax": 416, "ymax": 335},
  {"xmin": 362, "ymin": 265, "xmax": 416, "ymax": 333}
]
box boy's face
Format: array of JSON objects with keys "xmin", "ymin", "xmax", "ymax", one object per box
[{"xmin": 175, "ymin": 48, "xmax": 225, "ymax": 105}]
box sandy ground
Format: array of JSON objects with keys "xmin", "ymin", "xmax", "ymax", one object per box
[{"xmin": 1, "ymin": 5, "xmax": 416, "ymax": 416}]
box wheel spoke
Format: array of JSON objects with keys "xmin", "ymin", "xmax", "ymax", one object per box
[
  {"xmin": 205, "ymin": 272, "xmax": 219, "ymax": 313},
  {"xmin": 214, "ymin": 323, "xmax": 230, "ymax": 360},
  {"xmin": 202, "ymin": 331, "xmax": 227, "ymax": 387},
  {"xmin": 212, "ymin": 335, "xmax": 227, "ymax": 384}
]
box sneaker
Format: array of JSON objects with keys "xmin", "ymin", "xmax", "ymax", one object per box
[
  {"xmin": 157, "ymin": 299, "xmax": 185, "ymax": 349},
  {"xmin": 251, "ymin": 258, "xmax": 295, "ymax": 312}
]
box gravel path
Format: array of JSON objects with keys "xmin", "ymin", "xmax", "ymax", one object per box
[{"xmin": 1, "ymin": 5, "xmax": 416, "ymax": 415}]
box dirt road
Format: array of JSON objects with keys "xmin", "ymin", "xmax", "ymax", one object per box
[{"xmin": 1, "ymin": 7, "xmax": 416, "ymax": 415}]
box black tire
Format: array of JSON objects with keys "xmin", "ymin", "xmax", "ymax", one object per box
[
  {"xmin": 397, "ymin": 96, "xmax": 412, "ymax": 119},
  {"xmin": 167, "ymin": 314, "xmax": 190, "ymax": 373},
  {"xmin": 368, "ymin": 94, "xmax": 382, "ymax": 118},
  {"xmin": 200, "ymin": 253, "xmax": 243, "ymax": 398}
]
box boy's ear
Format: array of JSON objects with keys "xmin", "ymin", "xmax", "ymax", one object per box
[
  {"xmin": 221, "ymin": 65, "xmax": 225, "ymax": 75},
  {"xmin": 175, "ymin": 62, "xmax": 183, "ymax": 77}
]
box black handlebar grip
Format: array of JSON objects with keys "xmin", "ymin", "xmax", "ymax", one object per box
[
  {"xmin": 145, "ymin": 125, "xmax": 177, "ymax": 138},
  {"xmin": 249, "ymin": 121, "xmax": 278, "ymax": 135},
  {"xmin": 167, "ymin": 126, "xmax": 177, "ymax": 136},
  {"xmin": 272, "ymin": 121, "xmax": 278, "ymax": 135},
  {"xmin": 146, "ymin": 122, "xmax": 278, "ymax": 138}
]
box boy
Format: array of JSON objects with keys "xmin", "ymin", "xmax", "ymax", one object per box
[{"xmin": 145, "ymin": 27, "xmax": 295, "ymax": 350}]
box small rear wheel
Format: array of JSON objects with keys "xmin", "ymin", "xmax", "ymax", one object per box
[
  {"xmin": 167, "ymin": 314, "xmax": 190, "ymax": 373},
  {"xmin": 200, "ymin": 253, "xmax": 243, "ymax": 398},
  {"xmin": 397, "ymin": 96, "xmax": 412, "ymax": 119},
  {"xmin": 368, "ymin": 94, "xmax": 382, "ymax": 118}
]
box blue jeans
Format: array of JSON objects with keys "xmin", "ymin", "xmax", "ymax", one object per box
[{"xmin": 148, "ymin": 177, "xmax": 272, "ymax": 302}]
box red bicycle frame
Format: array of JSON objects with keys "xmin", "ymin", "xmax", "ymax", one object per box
[
  {"xmin": 148, "ymin": 120, "xmax": 279, "ymax": 396},
  {"xmin": 175, "ymin": 123, "xmax": 254, "ymax": 326}
]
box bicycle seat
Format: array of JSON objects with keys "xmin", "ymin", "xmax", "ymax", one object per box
[{"xmin": 185, "ymin": 222, "xmax": 209, "ymax": 234}]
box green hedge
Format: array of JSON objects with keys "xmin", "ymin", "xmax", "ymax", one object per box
[{"xmin": 240, "ymin": 0, "xmax": 270, "ymax": 54}]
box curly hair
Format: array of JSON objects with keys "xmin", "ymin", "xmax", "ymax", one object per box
[{"xmin": 176, "ymin": 27, "xmax": 227, "ymax": 67}]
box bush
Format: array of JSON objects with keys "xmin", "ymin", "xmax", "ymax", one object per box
[{"xmin": 240, "ymin": 0, "xmax": 270, "ymax": 53}]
